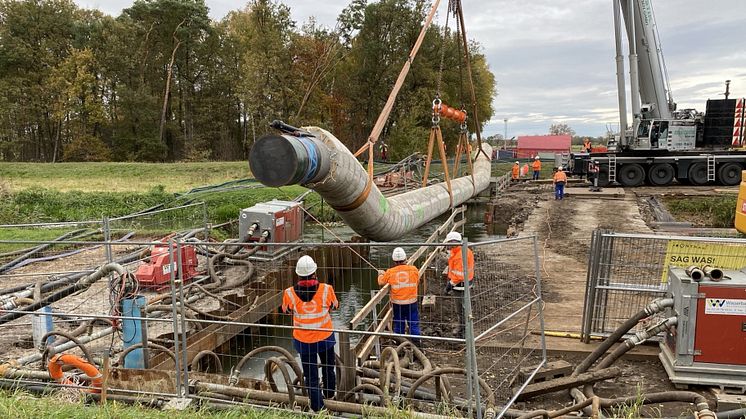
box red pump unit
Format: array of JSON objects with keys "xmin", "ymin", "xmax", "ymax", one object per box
[{"xmin": 135, "ymin": 243, "xmax": 199, "ymax": 289}]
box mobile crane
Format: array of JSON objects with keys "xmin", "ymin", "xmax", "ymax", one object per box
[{"xmin": 569, "ymin": 0, "xmax": 746, "ymax": 187}]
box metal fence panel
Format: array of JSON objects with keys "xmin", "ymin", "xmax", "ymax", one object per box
[{"xmin": 582, "ymin": 231, "xmax": 746, "ymax": 341}]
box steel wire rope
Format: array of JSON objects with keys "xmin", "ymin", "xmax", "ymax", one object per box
[{"xmin": 275, "ymin": 187, "xmax": 380, "ymax": 271}]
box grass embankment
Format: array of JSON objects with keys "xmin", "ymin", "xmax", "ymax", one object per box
[
  {"xmin": 664, "ymin": 195, "xmax": 737, "ymax": 228},
  {"xmin": 0, "ymin": 162, "xmax": 326, "ymax": 251},
  {"xmin": 0, "ymin": 391, "xmax": 301, "ymax": 419},
  {"xmin": 0, "ymin": 162, "xmax": 249, "ymax": 193}
]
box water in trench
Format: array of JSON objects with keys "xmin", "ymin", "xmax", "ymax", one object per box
[{"xmin": 228, "ymin": 201, "xmax": 503, "ymax": 378}]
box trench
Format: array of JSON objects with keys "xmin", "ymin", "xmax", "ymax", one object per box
[{"xmin": 221, "ymin": 201, "xmax": 503, "ymax": 380}]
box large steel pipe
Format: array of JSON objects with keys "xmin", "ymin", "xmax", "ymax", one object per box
[{"xmin": 249, "ymin": 127, "xmax": 492, "ymax": 241}]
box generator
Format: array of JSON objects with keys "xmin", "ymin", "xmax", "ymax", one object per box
[
  {"xmin": 660, "ymin": 267, "xmax": 746, "ymax": 391},
  {"xmin": 135, "ymin": 244, "xmax": 199, "ymax": 289},
  {"xmin": 239, "ymin": 200, "xmax": 303, "ymax": 257}
]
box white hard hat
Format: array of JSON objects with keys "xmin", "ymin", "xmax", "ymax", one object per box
[
  {"xmin": 445, "ymin": 231, "xmax": 462, "ymax": 243},
  {"xmin": 515, "ymin": 161, "xmax": 519, "ymax": 164},
  {"xmin": 558, "ymin": 166, "xmax": 564, "ymax": 170},
  {"xmin": 295, "ymin": 255, "xmax": 317, "ymax": 277},
  {"xmin": 535, "ymin": 156, "xmax": 540, "ymax": 160},
  {"xmin": 392, "ymin": 247, "xmax": 407, "ymax": 262}
]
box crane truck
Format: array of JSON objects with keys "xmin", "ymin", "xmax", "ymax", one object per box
[{"xmin": 568, "ymin": 0, "xmax": 746, "ymax": 187}]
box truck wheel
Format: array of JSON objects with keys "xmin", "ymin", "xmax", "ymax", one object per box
[
  {"xmin": 687, "ymin": 162, "xmax": 708, "ymax": 185},
  {"xmin": 618, "ymin": 164, "xmax": 645, "ymax": 187},
  {"xmin": 717, "ymin": 163, "xmax": 742, "ymax": 186},
  {"xmin": 647, "ymin": 163, "xmax": 675, "ymax": 186},
  {"xmin": 597, "ymin": 166, "xmax": 610, "ymax": 187}
]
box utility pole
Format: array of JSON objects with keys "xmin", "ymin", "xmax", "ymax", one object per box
[{"xmin": 503, "ymin": 119, "xmax": 508, "ymax": 150}]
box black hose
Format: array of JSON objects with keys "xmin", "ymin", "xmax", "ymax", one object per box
[
  {"xmin": 0, "ymin": 263, "xmax": 124, "ymax": 325},
  {"xmin": 573, "ymin": 299, "xmax": 673, "ymax": 376},
  {"xmin": 40, "ymin": 330, "xmax": 95, "ymax": 366}
]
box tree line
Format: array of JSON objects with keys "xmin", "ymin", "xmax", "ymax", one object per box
[{"xmin": 0, "ymin": 0, "xmax": 495, "ymax": 162}]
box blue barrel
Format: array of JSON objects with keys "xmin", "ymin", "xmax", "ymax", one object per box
[{"xmin": 122, "ymin": 295, "xmax": 147, "ymax": 369}]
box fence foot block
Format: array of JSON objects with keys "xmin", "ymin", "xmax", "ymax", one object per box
[
  {"xmin": 519, "ymin": 359, "xmax": 573, "ymax": 384},
  {"xmin": 421, "ymin": 294, "xmax": 436, "ymax": 308},
  {"xmin": 163, "ymin": 398, "xmax": 192, "ymax": 411}
]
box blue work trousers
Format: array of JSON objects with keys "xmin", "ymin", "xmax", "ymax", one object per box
[
  {"xmin": 533, "ymin": 170, "xmax": 540, "ymax": 180},
  {"xmin": 297, "ymin": 341, "xmax": 336, "ymax": 411},
  {"xmin": 392, "ymin": 302, "xmax": 421, "ymax": 337},
  {"xmin": 554, "ymin": 182, "xmax": 565, "ymax": 200}
]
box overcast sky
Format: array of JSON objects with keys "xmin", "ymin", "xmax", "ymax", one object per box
[{"xmin": 74, "ymin": 0, "xmax": 746, "ymax": 137}]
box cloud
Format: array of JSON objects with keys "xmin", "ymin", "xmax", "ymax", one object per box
[{"xmin": 73, "ymin": 0, "xmax": 746, "ymax": 137}]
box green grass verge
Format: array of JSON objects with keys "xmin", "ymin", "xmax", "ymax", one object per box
[
  {"xmin": 664, "ymin": 195, "xmax": 737, "ymax": 228},
  {"xmin": 0, "ymin": 390, "xmax": 302, "ymax": 419},
  {"xmin": 0, "ymin": 162, "xmax": 249, "ymax": 193}
]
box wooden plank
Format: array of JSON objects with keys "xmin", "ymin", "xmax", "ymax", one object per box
[
  {"xmin": 514, "ymin": 367, "xmax": 622, "ymax": 401},
  {"xmin": 152, "ymin": 290, "xmax": 283, "ymax": 370},
  {"xmin": 350, "ymin": 284, "xmax": 390, "ymax": 329},
  {"xmin": 356, "ymin": 308, "xmax": 393, "ymax": 362}
]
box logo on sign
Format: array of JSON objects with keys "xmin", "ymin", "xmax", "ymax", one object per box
[{"xmin": 162, "ymin": 262, "xmax": 178, "ymax": 275}]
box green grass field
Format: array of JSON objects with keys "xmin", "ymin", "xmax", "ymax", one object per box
[
  {"xmin": 0, "ymin": 162, "xmax": 249, "ymax": 193},
  {"xmin": 664, "ymin": 196, "xmax": 737, "ymax": 228},
  {"xmin": 0, "ymin": 391, "xmax": 302, "ymax": 419}
]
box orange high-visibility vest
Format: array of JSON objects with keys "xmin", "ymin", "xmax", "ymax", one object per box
[
  {"xmin": 282, "ymin": 283, "xmax": 339, "ymax": 343},
  {"xmin": 532, "ymin": 160, "xmax": 542, "ymax": 171},
  {"xmin": 512, "ymin": 165, "xmax": 520, "ymax": 179},
  {"xmin": 553, "ymin": 171, "xmax": 567, "ymax": 183},
  {"xmin": 584, "ymin": 140, "xmax": 591, "ymax": 150},
  {"xmin": 447, "ymin": 247, "xmax": 474, "ymax": 286},
  {"xmin": 379, "ymin": 264, "xmax": 420, "ymax": 305}
]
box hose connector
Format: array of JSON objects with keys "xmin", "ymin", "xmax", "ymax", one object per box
[
  {"xmin": 702, "ymin": 265, "xmax": 724, "ymax": 281},
  {"xmin": 696, "ymin": 407, "xmax": 716, "ymax": 419},
  {"xmin": 247, "ymin": 223, "xmax": 259, "ymax": 238},
  {"xmin": 685, "ymin": 265, "xmax": 704, "ymax": 282},
  {"xmin": 644, "ymin": 298, "xmax": 674, "ymax": 316}
]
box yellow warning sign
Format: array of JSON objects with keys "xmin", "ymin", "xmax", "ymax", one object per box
[{"xmin": 661, "ymin": 240, "xmax": 746, "ymax": 282}]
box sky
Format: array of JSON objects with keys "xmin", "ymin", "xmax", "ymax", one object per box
[{"xmin": 74, "ymin": 0, "xmax": 746, "ymax": 137}]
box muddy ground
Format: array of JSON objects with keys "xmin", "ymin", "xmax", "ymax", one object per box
[{"xmin": 478, "ymin": 181, "xmax": 737, "ymax": 416}]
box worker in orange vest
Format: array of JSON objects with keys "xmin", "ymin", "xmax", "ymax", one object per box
[
  {"xmin": 532, "ymin": 156, "xmax": 542, "ymax": 180},
  {"xmin": 443, "ymin": 231, "xmax": 475, "ymax": 338},
  {"xmin": 282, "ymin": 255, "xmax": 339, "ymax": 411},
  {"xmin": 511, "ymin": 161, "xmax": 520, "ymax": 181},
  {"xmin": 553, "ymin": 166, "xmax": 568, "ymax": 200},
  {"xmin": 583, "ymin": 138, "xmax": 592, "ymax": 153},
  {"xmin": 378, "ymin": 247, "xmax": 421, "ymax": 343}
]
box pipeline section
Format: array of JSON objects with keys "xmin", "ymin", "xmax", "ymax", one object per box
[{"xmin": 249, "ymin": 126, "xmax": 492, "ymax": 241}]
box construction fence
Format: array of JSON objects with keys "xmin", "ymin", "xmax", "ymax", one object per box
[
  {"xmin": 0, "ymin": 229, "xmax": 545, "ymax": 418},
  {"xmin": 581, "ymin": 230, "xmax": 746, "ymax": 342}
]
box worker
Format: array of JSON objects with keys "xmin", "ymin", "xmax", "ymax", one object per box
[
  {"xmin": 588, "ymin": 160, "xmax": 601, "ymax": 192},
  {"xmin": 511, "ymin": 161, "xmax": 520, "ymax": 181},
  {"xmin": 281, "ymin": 255, "xmax": 338, "ymax": 412},
  {"xmin": 377, "ymin": 247, "xmax": 421, "ymax": 343},
  {"xmin": 553, "ymin": 166, "xmax": 568, "ymax": 200},
  {"xmin": 379, "ymin": 142, "xmax": 389, "ymax": 162},
  {"xmin": 443, "ymin": 231, "xmax": 474, "ymax": 338},
  {"xmin": 583, "ymin": 138, "xmax": 592, "ymax": 152},
  {"xmin": 532, "ymin": 156, "xmax": 542, "ymax": 180}
]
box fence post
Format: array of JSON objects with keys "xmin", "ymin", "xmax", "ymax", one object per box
[
  {"xmin": 531, "ymin": 236, "xmax": 547, "ymax": 363},
  {"xmin": 176, "ymin": 239, "xmax": 190, "ymax": 396},
  {"xmin": 461, "ymin": 238, "xmax": 482, "ymax": 419},
  {"xmin": 338, "ymin": 331, "xmax": 355, "ymax": 398},
  {"xmin": 581, "ymin": 229, "xmax": 600, "ymax": 343},
  {"xmin": 167, "ymin": 240, "xmax": 183, "ymax": 397},
  {"xmin": 202, "ymin": 202, "xmax": 209, "ymax": 242}
]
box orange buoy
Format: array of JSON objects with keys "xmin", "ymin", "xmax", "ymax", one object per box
[{"xmin": 47, "ymin": 353, "xmax": 103, "ymax": 393}]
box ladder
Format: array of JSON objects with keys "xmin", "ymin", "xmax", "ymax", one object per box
[
  {"xmin": 706, "ymin": 155, "xmax": 716, "ymax": 182},
  {"xmin": 607, "ymin": 155, "xmax": 617, "ymax": 183}
]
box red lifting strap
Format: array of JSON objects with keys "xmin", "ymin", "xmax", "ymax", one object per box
[{"xmin": 433, "ymin": 102, "xmax": 467, "ymax": 123}]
